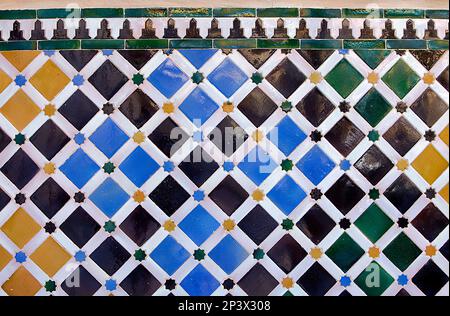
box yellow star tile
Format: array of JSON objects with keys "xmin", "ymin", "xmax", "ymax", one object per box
[
  {"xmin": 43, "ymin": 162, "xmax": 56, "ymax": 175},
  {"xmin": 440, "ymin": 183, "xmax": 449, "ymax": 203},
  {"xmin": 0, "ymin": 90, "xmax": 41, "ymax": 131},
  {"xmin": 425, "ymin": 245, "xmax": 437, "ymax": 257},
  {"xmin": 133, "ymin": 131, "xmax": 146, "ymax": 144},
  {"xmin": 252, "ymin": 189, "xmax": 265, "ymax": 202},
  {"xmin": 368, "ymin": 246, "xmax": 380, "ymax": 259},
  {"xmin": 222, "ymin": 101, "xmax": 234, "ymax": 113},
  {"xmin": 30, "ymin": 237, "xmax": 71, "ymax": 277},
  {"xmin": 1, "ymin": 51, "xmax": 41, "ymax": 72},
  {"xmin": 412, "ymin": 145, "xmax": 448, "ymax": 184},
  {"xmin": 1, "ymin": 266, "xmax": 41, "ymax": 296},
  {"xmin": 163, "ymin": 219, "xmax": 176, "ymax": 232},
  {"xmin": 223, "ymin": 219, "xmax": 236, "ymax": 232},
  {"xmin": 0, "ymin": 245, "xmax": 12, "ymax": 270},
  {"xmin": 252, "ymin": 130, "xmax": 264, "ymax": 143},
  {"xmin": 309, "ymin": 71, "xmax": 322, "ymax": 84},
  {"xmin": 0, "ymin": 69, "xmax": 12, "ymax": 93},
  {"xmin": 43, "ymin": 104, "xmax": 56, "ymax": 117},
  {"xmin": 29, "ymin": 60, "xmax": 70, "ymax": 100},
  {"xmin": 282, "ymin": 277, "xmax": 294, "ymax": 289},
  {"xmin": 423, "ymin": 72, "xmax": 435, "ymax": 85},
  {"xmin": 133, "ymin": 190, "xmax": 145, "ymax": 203},
  {"xmin": 310, "ymin": 247, "xmax": 323, "ymax": 260},
  {"xmin": 440, "ymin": 125, "xmax": 449, "ymax": 147},
  {"xmin": 1, "ymin": 208, "xmax": 41, "ymax": 248},
  {"xmin": 367, "ymin": 72, "xmax": 379, "ymax": 84},
  {"xmin": 163, "ymin": 102, "xmax": 174, "ymax": 114},
  {"xmin": 396, "ymin": 159, "xmax": 409, "ymax": 171}
]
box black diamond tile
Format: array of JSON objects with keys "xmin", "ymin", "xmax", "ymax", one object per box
[
  {"xmin": 88, "ymin": 60, "xmax": 129, "ymax": 100},
  {"xmin": 297, "ymin": 262, "xmax": 336, "ymax": 296},
  {"xmin": 297, "ymin": 50, "xmax": 334, "ymax": 69},
  {"xmin": 325, "ymin": 117, "xmax": 365, "ymax": 157},
  {"xmin": 340, "ymin": 290, "xmax": 352, "ymax": 296},
  {"xmin": 237, "ymin": 263, "xmax": 278, "ymax": 296},
  {"xmin": 61, "ymin": 266, "xmax": 101, "ymax": 296},
  {"xmin": 396, "ymin": 288, "xmax": 411, "ymax": 296},
  {"xmin": 237, "ymin": 87, "xmax": 277, "ymax": 127},
  {"xmin": 412, "ymin": 260, "xmax": 448, "ymax": 296},
  {"xmin": 30, "ymin": 178, "xmax": 70, "ymax": 218},
  {"xmin": 410, "ymin": 50, "xmax": 446, "ymax": 70},
  {"xmin": 90, "ymin": 236, "xmax": 130, "ymax": 275},
  {"xmin": 266, "ymin": 58, "xmax": 306, "ymax": 98},
  {"xmin": 296, "ymin": 88, "xmax": 335, "ymax": 127},
  {"xmin": 179, "ymin": 147, "xmax": 219, "ymax": 187},
  {"xmin": 238, "ymin": 49, "xmax": 275, "ymax": 69},
  {"xmin": 437, "ymin": 67, "xmax": 448, "ymax": 91},
  {"xmin": 238, "ymin": 205, "xmax": 278, "ymax": 245},
  {"xmin": 0, "ymin": 128, "xmax": 11, "ymax": 152},
  {"xmin": 208, "ymin": 116, "xmax": 248, "ymax": 157},
  {"xmin": 59, "ymin": 90, "xmax": 99, "ymax": 130},
  {"xmin": 412, "ymin": 203, "xmax": 448, "ymax": 241},
  {"xmin": 118, "ymin": 50, "xmax": 157, "ymax": 70},
  {"xmin": 60, "ymin": 206, "xmax": 100, "ymax": 248},
  {"xmin": 1, "ymin": 149, "xmax": 39, "ymax": 190},
  {"xmin": 0, "ymin": 187, "xmax": 10, "ymax": 210},
  {"xmin": 325, "ymin": 174, "xmax": 365, "ymax": 215},
  {"xmin": 149, "ymin": 117, "xmax": 188, "ymax": 157},
  {"xmin": 30, "ymin": 120, "xmax": 69, "ymax": 160},
  {"xmin": 267, "ymin": 234, "xmax": 307, "ymax": 273},
  {"xmin": 383, "ymin": 117, "xmax": 421, "ymax": 156},
  {"xmin": 149, "ymin": 176, "xmax": 190, "ymax": 216},
  {"xmin": 354, "ymin": 145, "xmax": 393, "ymax": 185},
  {"xmin": 119, "ymin": 205, "xmax": 160, "ymax": 246},
  {"xmin": 209, "ymin": 176, "xmax": 249, "ymax": 216},
  {"xmin": 119, "ymin": 89, "xmax": 159, "ymax": 128},
  {"xmin": 120, "ymin": 264, "xmax": 161, "ymax": 295},
  {"xmin": 60, "ymin": 50, "xmax": 98, "ymax": 71},
  {"xmin": 384, "ymin": 174, "xmax": 422, "ymax": 214},
  {"xmin": 440, "ymin": 241, "xmax": 449, "ymax": 261},
  {"xmin": 410, "ymin": 88, "xmax": 448, "ymax": 127},
  {"xmin": 297, "ymin": 204, "xmax": 336, "ymax": 244}
]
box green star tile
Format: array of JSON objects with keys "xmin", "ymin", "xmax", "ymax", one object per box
[
  {"xmin": 251, "ymin": 72, "xmax": 264, "ymax": 84},
  {"xmin": 44, "ymin": 280, "xmax": 57, "ymax": 292},
  {"xmin": 102, "ymin": 162, "xmax": 116, "ymax": 174},
  {"xmin": 383, "ymin": 232, "xmax": 421, "ymax": 271},
  {"xmin": 369, "ymin": 188, "xmax": 380, "ymax": 200},
  {"xmin": 326, "ymin": 233, "xmax": 365, "ymax": 272},
  {"xmin": 14, "ymin": 133, "xmax": 26, "ymax": 145},
  {"xmin": 281, "ymin": 219, "xmax": 294, "ymax": 230},
  {"xmin": 368, "ymin": 130, "xmax": 380, "ymax": 142},
  {"xmin": 355, "ymin": 203, "xmax": 393, "ymax": 243},
  {"xmin": 194, "ymin": 249, "xmax": 206, "ymax": 261},
  {"xmin": 191, "ymin": 71, "xmax": 204, "ymax": 84},
  {"xmin": 355, "ymin": 261, "xmax": 394, "ymax": 296},
  {"xmin": 325, "ymin": 59, "xmax": 364, "ymax": 98},
  {"xmin": 281, "ymin": 159, "xmax": 293, "ymax": 172},
  {"xmin": 104, "ymin": 220, "xmax": 116, "ymax": 233},
  {"xmin": 355, "ymin": 88, "xmax": 392, "ymax": 127},
  {"xmin": 132, "ymin": 73, "xmax": 144, "ymax": 85},
  {"xmin": 281, "ymin": 101, "xmax": 293, "ymax": 113},
  {"xmin": 253, "ymin": 248, "xmax": 265, "ymax": 260},
  {"xmin": 382, "ymin": 59, "xmax": 420, "ymax": 99},
  {"xmin": 134, "ymin": 249, "xmax": 146, "ymax": 261}
]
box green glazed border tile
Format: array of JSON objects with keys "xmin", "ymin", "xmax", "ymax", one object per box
[
  {"xmin": 344, "ymin": 40, "xmax": 386, "ymax": 50},
  {"xmin": 81, "ymin": 8, "xmax": 124, "ymax": 18},
  {"xmin": 124, "ymin": 8, "xmax": 167, "ymax": 18},
  {"xmin": 169, "ymin": 40, "xmax": 213, "ymax": 49},
  {"xmin": 168, "ymin": 8, "xmax": 212, "ymax": 17},
  {"xmin": 425, "ymin": 10, "xmax": 449, "ymax": 19},
  {"xmin": 37, "ymin": 8, "xmax": 81, "ymax": 19},
  {"xmin": 213, "ymin": 39, "xmax": 257, "ymax": 49},
  {"xmin": 300, "ymin": 8, "xmax": 341, "ymax": 18},
  {"xmin": 81, "ymin": 39, "xmax": 125, "ymax": 49},
  {"xmin": 428, "ymin": 40, "xmax": 449, "ymax": 50},
  {"xmin": 213, "ymin": 8, "xmax": 256, "ymax": 17},
  {"xmin": 301, "ymin": 39, "xmax": 343, "ymax": 49},
  {"xmin": 0, "ymin": 10, "xmax": 36, "ymax": 20},
  {"xmin": 126, "ymin": 39, "xmax": 169, "ymax": 49},
  {"xmin": 342, "ymin": 8, "xmax": 382, "ymax": 18},
  {"xmin": 386, "ymin": 40, "xmax": 427, "ymax": 49},
  {"xmin": 0, "ymin": 41, "xmax": 37, "ymax": 51},
  {"xmin": 384, "ymin": 9, "xmax": 424, "ymax": 19},
  {"xmin": 38, "ymin": 40, "xmax": 80, "ymax": 50},
  {"xmin": 257, "ymin": 39, "xmax": 299, "ymax": 49},
  {"xmin": 257, "ymin": 8, "xmax": 298, "ymax": 17}
]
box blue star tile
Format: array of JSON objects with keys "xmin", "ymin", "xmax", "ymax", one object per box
[
  {"xmin": 180, "ymin": 264, "xmax": 220, "ymax": 296},
  {"xmin": 105, "ymin": 279, "xmax": 117, "ymax": 291},
  {"xmin": 15, "ymin": 251, "xmax": 27, "ymax": 263},
  {"xmin": 119, "ymin": 147, "xmax": 159, "ymax": 187},
  {"xmin": 209, "ymin": 235, "xmax": 249, "ymax": 274},
  {"xmin": 60, "ymin": 148, "xmax": 99, "ymax": 189},
  {"xmin": 223, "ymin": 161, "xmax": 234, "ymax": 172},
  {"xmin": 90, "ymin": 178, "xmax": 129, "ymax": 217},
  {"xmin": 148, "ymin": 59, "xmax": 189, "ymax": 98},
  {"xmin": 150, "ymin": 236, "xmax": 190, "ymax": 275},
  {"xmin": 72, "ymin": 74, "xmax": 85, "ymax": 86},
  {"xmin": 74, "ymin": 133, "xmax": 85, "ymax": 145},
  {"xmin": 14, "ymin": 75, "xmax": 27, "ymax": 87},
  {"xmin": 89, "ymin": 118, "xmax": 128, "ymax": 158},
  {"xmin": 44, "ymin": 50, "xmax": 55, "ymax": 57},
  {"xmin": 179, "ymin": 205, "xmax": 220, "ymax": 246},
  {"xmin": 179, "ymin": 49, "xmax": 217, "ymax": 69},
  {"xmin": 208, "ymin": 58, "xmax": 248, "ymax": 98},
  {"xmin": 268, "ymin": 176, "xmax": 306, "ymax": 215},
  {"xmin": 179, "ymin": 87, "xmax": 219, "ymax": 127},
  {"xmin": 340, "ymin": 159, "xmax": 351, "ymax": 171},
  {"xmin": 193, "ymin": 190, "xmax": 205, "ymax": 202},
  {"xmin": 75, "ymin": 251, "xmax": 86, "ymax": 262},
  {"xmin": 340, "ymin": 276, "xmax": 351, "ymax": 287},
  {"xmin": 296, "ymin": 145, "xmax": 335, "ymax": 185},
  {"xmin": 238, "ymin": 146, "xmax": 277, "ymax": 185},
  {"xmin": 398, "ymin": 274, "xmax": 409, "ymax": 286},
  {"xmin": 163, "ymin": 161, "xmax": 175, "ymax": 172},
  {"xmin": 268, "ymin": 116, "xmax": 307, "ymax": 155}
]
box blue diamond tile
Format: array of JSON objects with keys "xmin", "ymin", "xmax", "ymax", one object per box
[
  {"xmin": 179, "ymin": 49, "xmax": 217, "ymax": 69},
  {"xmin": 238, "ymin": 146, "xmax": 277, "ymax": 185},
  {"xmin": 297, "ymin": 145, "xmax": 335, "ymax": 185},
  {"xmin": 150, "ymin": 235, "xmax": 190, "ymax": 275},
  {"xmin": 268, "ymin": 176, "xmax": 306, "ymax": 215},
  {"xmin": 181, "ymin": 264, "xmax": 220, "ymax": 296},
  {"xmin": 179, "ymin": 87, "xmax": 219, "ymax": 127},
  {"xmin": 119, "ymin": 147, "xmax": 159, "ymax": 187},
  {"xmin": 148, "ymin": 58, "xmax": 189, "ymax": 98},
  {"xmin": 90, "ymin": 178, "xmax": 129, "ymax": 217},
  {"xmin": 179, "ymin": 205, "xmax": 220, "ymax": 246},
  {"xmin": 208, "ymin": 58, "xmax": 248, "ymax": 98},
  {"xmin": 89, "ymin": 118, "xmax": 128, "ymax": 158},
  {"xmin": 209, "ymin": 235, "xmax": 249, "ymax": 274},
  {"xmin": 268, "ymin": 116, "xmax": 307, "ymax": 155},
  {"xmin": 60, "ymin": 148, "xmax": 99, "ymax": 189}
]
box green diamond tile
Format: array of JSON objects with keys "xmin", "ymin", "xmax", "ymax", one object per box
[
  {"xmin": 325, "ymin": 59, "xmax": 364, "ymax": 98},
  {"xmin": 382, "ymin": 59, "xmax": 420, "ymax": 99},
  {"xmin": 326, "ymin": 233, "xmax": 365, "ymax": 272},
  {"xmin": 355, "ymin": 50, "xmax": 391, "ymax": 69},
  {"xmin": 355, "ymin": 88, "xmax": 392, "ymax": 127},
  {"xmin": 355, "ymin": 203, "xmax": 394, "ymax": 243},
  {"xmin": 383, "ymin": 232, "xmax": 422, "ymax": 271},
  {"xmin": 355, "ymin": 261, "xmax": 394, "ymax": 296}
]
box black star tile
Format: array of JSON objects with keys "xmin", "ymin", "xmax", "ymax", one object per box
[
  {"xmin": 410, "ymin": 88, "xmax": 448, "ymax": 127},
  {"xmin": 266, "ymin": 58, "xmax": 306, "ymax": 98},
  {"xmin": 412, "ymin": 260, "xmax": 448, "ymax": 296},
  {"xmin": 30, "ymin": 178, "xmax": 70, "ymax": 219},
  {"xmin": 209, "ymin": 176, "xmax": 249, "ymax": 216},
  {"xmin": 296, "ymin": 204, "xmax": 336, "ymax": 244},
  {"xmin": 208, "ymin": 116, "xmax": 248, "ymax": 157},
  {"xmin": 437, "ymin": 67, "xmax": 448, "ymax": 91},
  {"xmin": 237, "ymin": 87, "xmax": 277, "ymax": 127},
  {"xmin": 384, "ymin": 174, "xmax": 422, "ymax": 214},
  {"xmin": 61, "ymin": 265, "xmax": 101, "ymax": 296},
  {"xmin": 237, "ymin": 263, "xmax": 278, "ymax": 296},
  {"xmin": 14, "ymin": 193, "xmax": 25, "ymax": 205},
  {"xmin": 119, "ymin": 205, "xmax": 160, "ymax": 246},
  {"xmin": 0, "ymin": 188, "xmax": 10, "ymax": 210},
  {"xmin": 30, "ymin": 120, "xmax": 70, "ymax": 160},
  {"xmin": 88, "ymin": 60, "xmax": 129, "ymax": 100},
  {"xmin": 238, "ymin": 49, "xmax": 275, "ymax": 69},
  {"xmin": 222, "ymin": 278, "xmax": 235, "ymax": 290},
  {"xmin": 44, "ymin": 221, "xmax": 56, "ymax": 234},
  {"xmin": 383, "ymin": 117, "xmax": 421, "ymax": 156},
  {"xmin": 297, "ymin": 262, "xmax": 336, "ymax": 296},
  {"xmin": 1, "ymin": 149, "xmax": 39, "ymax": 190},
  {"xmin": 149, "ymin": 118, "xmax": 188, "ymax": 157},
  {"xmin": 90, "ymin": 236, "xmax": 131, "ymax": 275},
  {"xmin": 60, "ymin": 50, "xmax": 98, "ymax": 71},
  {"xmin": 267, "ymin": 234, "xmax": 307, "ymax": 273},
  {"xmin": 297, "ymin": 50, "xmax": 334, "ymax": 69},
  {"xmin": 165, "ymin": 279, "xmax": 177, "ymax": 291},
  {"xmin": 0, "ymin": 128, "xmax": 11, "ymax": 152},
  {"xmin": 325, "ymin": 117, "xmax": 365, "ymax": 157},
  {"xmin": 60, "ymin": 207, "xmax": 100, "ymax": 247},
  {"xmin": 238, "ymin": 205, "xmax": 278, "ymax": 245},
  {"xmin": 59, "ymin": 90, "xmax": 99, "ymax": 130},
  {"xmin": 118, "ymin": 50, "xmax": 157, "ymax": 70},
  {"xmin": 149, "ymin": 176, "xmax": 190, "ymax": 216},
  {"xmin": 354, "ymin": 145, "xmax": 393, "ymax": 185},
  {"xmin": 179, "ymin": 147, "xmax": 219, "ymax": 187},
  {"xmin": 325, "ymin": 174, "xmax": 365, "ymax": 215},
  {"xmin": 120, "ymin": 265, "xmax": 161, "ymax": 296},
  {"xmin": 296, "ymin": 88, "xmax": 335, "ymax": 127},
  {"xmin": 119, "ymin": 89, "xmax": 159, "ymax": 128},
  {"xmin": 411, "ymin": 203, "xmax": 448, "ymax": 241}
]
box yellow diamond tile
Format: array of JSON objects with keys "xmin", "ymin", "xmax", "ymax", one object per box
[
  {"xmin": 1, "ymin": 51, "xmax": 41, "ymax": 72},
  {"xmin": 30, "ymin": 237, "xmax": 71, "ymax": 277},
  {"xmin": 29, "ymin": 60, "xmax": 70, "ymax": 100},
  {"xmin": 440, "ymin": 183, "xmax": 449, "ymax": 203},
  {"xmin": 1, "ymin": 208, "xmax": 41, "ymax": 248},
  {"xmin": 0, "ymin": 69, "xmax": 12, "ymax": 93},
  {"xmin": 0, "ymin": 90, "xmax": 41, "ymax": 131},
  {"xmin": 1, "ymin": 266, "xmax": 41, "ymax": 296},
  {"xmin": 0, "ymin": 245, "xmax": 12, "ymax": 270},
  {"xmin": 412, "ymin": 145, "xmax": 448, "ymax": 184},
  {"xmin": 440, "ymin": 126, "xmax": 449, "ymax": 147}
]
